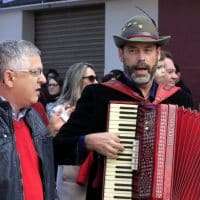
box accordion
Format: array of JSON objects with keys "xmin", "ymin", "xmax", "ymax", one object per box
[{"xmin": 103, "ymin": 102, "xmax": 200, "ymax": 200}]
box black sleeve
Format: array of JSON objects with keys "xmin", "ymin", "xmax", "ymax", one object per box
[
  {"xmin": 177, "ymin": 89, "xmax": 193, "ymax": 109},
  {"xmin": 53, "ymin": 85, "xmax": 98, "ymax": 165},
  {"xmin": 163, "ymin": 89, "xmax": 194, "ymax": 109}
]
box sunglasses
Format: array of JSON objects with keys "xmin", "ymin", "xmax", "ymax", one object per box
[{"xmin": 82, "ymin": 75, "xmax": 97, "ymax": 82}]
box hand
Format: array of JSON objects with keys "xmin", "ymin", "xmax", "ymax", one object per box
[
  {"xmin": 48, "ymin": 113, "xmax": 65, "ymax": 136},
  {"xmin": 65, "ymin": 104, "xmax": 75, "ymax": 114},
  {"xmin": 85, "ymin": 132, "xmax": 124, "ymax": 159}
]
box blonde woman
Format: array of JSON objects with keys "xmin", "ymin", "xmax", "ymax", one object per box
[{"xmin": 50, "ymin": 62, "xmax": 97, "ymax": 200}]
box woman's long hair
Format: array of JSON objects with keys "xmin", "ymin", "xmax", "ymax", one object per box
[{"xmin": 57, "ymin": 62, "xmax": 95, "ymax": 106}]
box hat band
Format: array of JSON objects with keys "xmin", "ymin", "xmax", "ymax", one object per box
[{"xmin": 127, "ymin": 34, "xmax": 159, "ymax": 40}]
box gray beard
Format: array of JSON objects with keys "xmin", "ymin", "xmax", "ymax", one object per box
[
  {"xmin": 131, "ymin": 73, "xmax": 152, "ymax": 85},
  {"xmin": 124, "ymin": 64, "xmax": 156, "ymax": 85}
]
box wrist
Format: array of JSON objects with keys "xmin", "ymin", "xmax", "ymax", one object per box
[{"xmin": 85, "ymin": 134, "xmax": 92, "ymax": 150}]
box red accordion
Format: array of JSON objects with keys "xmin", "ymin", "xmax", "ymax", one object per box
[{"xmin": 103, "ymin": 102, "xmax": 200, "ymax": 200}]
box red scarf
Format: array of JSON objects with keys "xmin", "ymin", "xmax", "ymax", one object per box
[{"xmin": 13, "ymin": 120, "xmax": 44, "ymax": 200}]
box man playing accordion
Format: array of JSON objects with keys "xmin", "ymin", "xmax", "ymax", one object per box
[{"xmin": 52, "ymin": 15, "xmax": 193, "ymax": 200}]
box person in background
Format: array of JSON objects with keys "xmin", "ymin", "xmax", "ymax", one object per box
[
  {"xmin": 155, "ymin": 50, "xmax": 179, "ymax": 89},
  {"xmin": 0, "ymin": 40, "xmax": 56, "ymax": 200},
  {"xmin": 46, "ymin": 76, "xmax": 63, "ymax": 117},
  {"xmin": 162, "ymin": 52, "xmax": 179, "ymax": 89},
  {"xmin": 101, "ymin": 69, "xmax": 124, "ymax": 82},
  {"xmin": 50, "ymin": 15, "xmax": 193, "ymax": 200},
  {"xmin": 49, "ymin": 62, "xmax": 97, "ymax": 200},
  {"xmin": 174, "ymin": 63, "xmax": 192, "ymax": 95},
  {"xmin": 46, "ymin": 68, "xmax": 60, "ymax": 80},
  {"xmin": 39, "ymin": 68, "xmax": 60, "ymax": 107},
  {"xmin": 154, "ymin": 50, "xmax": 167, "ymax": 84},
  {"xmin": 162, "ymin": 51, "xmax": 192, "ymax": 96}
]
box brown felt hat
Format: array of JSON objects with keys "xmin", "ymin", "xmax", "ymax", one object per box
[{"xmin": 113, "ymin": 15, "xmax": 171, "ymax": 48}]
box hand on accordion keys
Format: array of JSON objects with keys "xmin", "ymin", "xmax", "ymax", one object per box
[{"xmin": 85, "ymin": 132, "xmax": 124, "ymax": 159}]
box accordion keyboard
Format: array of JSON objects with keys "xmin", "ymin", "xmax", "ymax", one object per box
[{"xmin": 103, "ymin": 103, "xmax": 139, "ymax": 200}]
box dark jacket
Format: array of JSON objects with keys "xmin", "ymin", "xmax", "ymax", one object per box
[
  {"xmin": 54, "ymin": 80, "xmax": 193, "ymax": 200},
  {"xmin": 0, "ymin": 100, "xmax": 56, "ymax": 200}
]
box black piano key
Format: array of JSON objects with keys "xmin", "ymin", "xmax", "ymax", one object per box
[
  {"xmin": 118, "ymin": 128, "xmax": 136, "ymax": 132},
  {"xmin": 118, "ymin": 123, "xmax": 136, "ymax": 127},
  {"xmin": 116, "ymin": 158, "xmax": 132, "ymax": 161},
  {"xmin": 119, "ymin": 111, "xmax": 136, "ymax": 115},
  {"xmin": 120, "ymin": 116, "xmax": 137, "ymax": 119},
  {"xmin": 116, "ymin": 170, "xmax": 132, "ymax": 173},
  {"xmin": 115, "ymin": 183, "xmax": 132, "ymax": 187},
  {"xmin": 116, "ymin": 166, "xmax": 132, "ymax": 169},
  {"xmin": 116, "ymin": 171, "xmax": 132, "ymax": 175},
  {"xmin": 119, "ymin": 106, "xmax": 137, "ymax": 110},
  {"xmin": 118, "ymin": 153, "xmax": 132, "ymax": 157},
  {"xmin": 114, "ymin": 188, "xmax": 132, "ymax": 192},
  {"xmin": 123, "ymin": 146, "xmax": 133, "ymax": 149},
  {"xmin": 114, "ymin": 196, "xmax": 132, "ymax": 199},
  {"xmin": 115, "ymin": 175, "xmax": 132, "ymax": 179},
  {"xmin": 119, "ymin": 141, "xmax": 133, "ymax": 144},
  {"xmin": 119, "ymin": 136, "xmax": 135, "ymax": 139}
]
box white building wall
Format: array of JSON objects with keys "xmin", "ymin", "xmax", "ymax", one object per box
[
  {"xmin": 104, "ymin": 0, "xmax": 158, "ymax": 74},
  {"xmin": 0, "ymin": 0, "xmax": 158, "ymax": 74},
  {"xmin": 0, "ymin": 10, "xmax": 23, "ymax": 42}
]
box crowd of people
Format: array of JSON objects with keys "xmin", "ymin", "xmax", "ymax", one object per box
[{"xmin": 0, "ymin": 13, "xmax": 195, "ymax": 200}]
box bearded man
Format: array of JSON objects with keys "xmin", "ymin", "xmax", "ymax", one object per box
[{"xmin": 52, "ymin": 15, "xmax": 193, "ymax": 200}]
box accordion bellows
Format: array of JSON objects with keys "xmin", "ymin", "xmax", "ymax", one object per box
[{"xmin": 103, "ymin": 102, "xmax": 200, "ymax": 200}]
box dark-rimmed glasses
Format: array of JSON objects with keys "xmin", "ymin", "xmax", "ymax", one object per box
[{"xmin": 82, "ymin": 75, "xmax": 97, "ymax": 82}]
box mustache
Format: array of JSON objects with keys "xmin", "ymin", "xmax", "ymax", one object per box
[{"xmin": 130, "ymin": 61, "xmax": 151, "ymax": 70}]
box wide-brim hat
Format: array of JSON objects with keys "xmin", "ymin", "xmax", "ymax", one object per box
[{"xmin": 113, "ymin": 15, "xmax": 171, "ymax": 48}]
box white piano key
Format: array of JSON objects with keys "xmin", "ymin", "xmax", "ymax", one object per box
[
  {"xmin": 110, "ymin": 110, "xmax": 137, "ymax": 114},
  {"xmin": 108, "ymin": 129, "xmax": 136, "ymax": 136},
  {"xmin": 104, "ymin": 197, "xmax": 132, "ymax": 200},
  {"xmin": 103, "ymin": 103, "xmax": 139, "ymax": 200},
  {"xmin": 109, "ymin": 115, "xmax": 137, "ymax": 121},
  {"xmin": 104, "ymin": 176, "xmax": 132, "ymax": 182},
  {"xmin": 110, "ymin": 111, "xmax": 137, "ymax": 115},
  {"xmin": 104, "ymin": 180, "xmax": 132, "ymax": 187},
  {"xmin": 104, "ymin": 188, "xmax": 133, "ymax": 193},
  {"xmin": 106, "ymin": 160, "xmax": 132, "ymax": 166},
  {"xmin": 104, "ymin": 191, "xmax": 132, "ymax": 197},
  {"xmin": 106, "ymin": 163, "xmax": 132, "ymax": 169},
  {"xmin": 110, "ymin": 103, "xmax": 138, "ymax": 108}
]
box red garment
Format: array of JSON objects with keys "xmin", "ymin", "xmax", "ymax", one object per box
[
  {"xmin": 153, "ymin": 84, "xmax": 180, "ymax": 104},
  {"xmin": 76, "ymin": 152, "xmax": 94, "ymax": 185},
  {"xmin": 13, "ymin": 120, "xmax": 44, "ymax": 200}
]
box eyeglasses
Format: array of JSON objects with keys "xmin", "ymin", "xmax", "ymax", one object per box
[
  {"xmin": 12, "ymin": 68, "xmax": 44, "ymax": 77},
  {"xmin": 82, "ymin": 75, "xmax": 97, "ymax": 82},
  {"xmin": 48, "ymin": 83, "xmax": 59, "ymax": 87}
]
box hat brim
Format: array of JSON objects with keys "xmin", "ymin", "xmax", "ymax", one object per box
[{"xmin": 113, "ymin": 35, "xmax": 171, "ymax": 48}]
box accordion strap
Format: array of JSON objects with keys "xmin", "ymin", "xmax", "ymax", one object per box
[
  {"xmin": 153, "ymin": 84, "xmax": 181, "ymax": 105},
  {"xmin": 101, "ymin": 81, "xmax": 181, "ymax": 105},
  {"xmin": 101, "ymin": 80, "xmax": 144, "ymax": 102}
]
